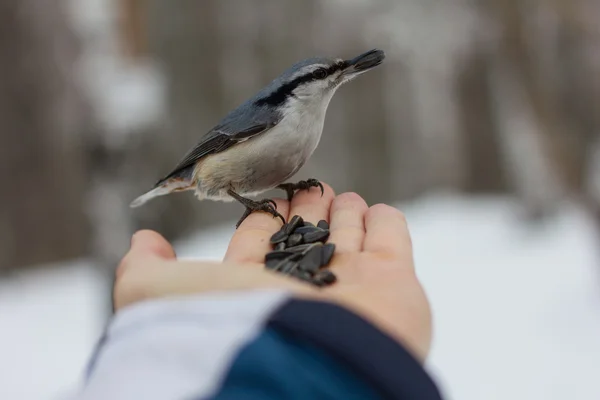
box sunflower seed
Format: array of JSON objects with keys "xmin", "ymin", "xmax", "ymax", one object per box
[
  {"xmin": 314, "ymin": 270, "xmax": 337, "ymax": 285},
  {"xmin": 292, "ymin": 270, "xmax": 314, "ymax": 283},
  {"xmin": 270, "ymin": 229, "xmax": 288, "ymax": 244},
  {"xmin": 285, "ymin": 243, "xmax": 317, "ymax": 254},
  {"xmin": 285, "ymin": 215, "xmax": 304, "ymax": 235},
  {"xmin": 298, "ymin": 246, "xmax": 322, "ymax": 273},
  {"xmin": 303, "ymin": 229, "xmax": 330, "ymax": 244},
  {"xmin": 280, "ymin": 260, "xmax": 299, "ymax": 274},
  {"xmin": 265, "ymin": 258, "xmax": 285, "ymax": 270},
  {"xmin": 311, "ymin": 278, "xmax": 328, "ymax": 287},
  {"xmin": 266, "ymin": 254, "xmax": 289, "ymax": 270},
  {"xmin": 293, "ymin": 226, "xmax": 322, "ymax": 235},
  {"xmin": 317, "ymin": 220, "xmax": 329, "ymax": 230},
  {"xmin": 265, "ymin": 250, "xmax": 292, "ymax": 262},
  {"xmin": 286, "ymin": 233, "xmax": 303, "ymax": 247},
  {"xmin": 320, "ymin": 243, "xmax": 336, "ymax": 266},
  {"xmin": 266, "ymin": 212, "xmax": 338, "ymax": 287}
]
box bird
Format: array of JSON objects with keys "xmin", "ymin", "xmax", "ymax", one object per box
[{"xmin": 130, "ymin": 48, "xmax": 386, "ymax": 228}]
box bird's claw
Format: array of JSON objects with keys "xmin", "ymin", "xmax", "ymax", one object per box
[
  {"xmin": 266, "ymin": 198, "xmax": 278, "ymax": 209},
  {"xmin": 277, "ymin": 179, "xmax": 324, "ymax": 202},
  {"xmin": 306, "ymin": 179, "xmax": 325, "ymax": 198},
  {"xmin": 235, "ymin": 198, "xmax": 285, "ymax": 228}
]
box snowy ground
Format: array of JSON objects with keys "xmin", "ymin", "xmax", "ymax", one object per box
[
  {"xmin": 0, "ymin": 261, "xmax": 106, "ymax": 400},
  {"xmin": 1, "ymin": 193, "xmax": 599, "ymax": 400}
]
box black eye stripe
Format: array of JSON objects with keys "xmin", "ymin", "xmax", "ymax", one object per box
[{"xmin": 254, "ymin": 61, "xmax": 348, "ymax": 107}]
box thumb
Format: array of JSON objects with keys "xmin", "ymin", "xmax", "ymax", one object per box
[{"xmin": 117, "ymin": 230, "xmax": 176, "ymax": 278}]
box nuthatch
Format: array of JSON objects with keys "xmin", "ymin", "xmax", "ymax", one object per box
[{"xmin": 130, "ymin": 49, "xmax": 386, "ymax": 227}]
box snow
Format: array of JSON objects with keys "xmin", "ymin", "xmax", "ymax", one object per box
[
  {"xmin": 0, "ymin": 261, "xmax": 106, "ymax": 400},
  {"xmin": 406, "ymin": 193, "xmax": 600, "ymax": 400},
  {"xmin": 1, "ymin": 193, "xmax": 599, "ymax": 400}
]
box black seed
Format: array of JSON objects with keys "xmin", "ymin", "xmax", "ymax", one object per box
[
  {"xmin": 285, "ymin": 215, "xmax": 304, "ymax": 235},
  {"xmin": 311, "ymin": 279, "xmax": 328, "ymax": 287},
  {"xmin": 270, "ymin": 229, "xmax": 288, "ymax": 244},
  {"xmin": 265, "ymin": 258, "xmax": 282, "ymax": 270},
  {"xmin": 303, "ymin": 229, "xmax": 330, "ymax": 244},
  {"xmin": 265, "ymin": 250, "xmax": 292, "ymax": 262},
  {"xmin": 275, "ymin": 242, "xmax": 286, "ymax": 251},
  {"xmin": 265, "ymin": 259, "xmax": 277, "ymax": 270},
  {"xmin": 285, "ymin": 243, "xmax": 315, "ymax": 254},
  {"xmin": 303, "ymin": 221, "xmax": 315, "ymax": 227},
  {"xmin": 286, "ymin": 233, "xmax": 303, "ymax": 247},
  {"xmin": 293, "ymin": 226, "xmax": 322, "ymax": 235},
  {"xmin": 266, "ymin": 255, "xmax": 293, "ymax": 271},
  {"xmin": 314, "ymin": 270, "xmax": 337, "ymax": 285},
  {"xmin": 280, "ymin": 261, "xmax": 299, "ymax": 274},
  {"xmin": 317, "ymin": 220, "xmax": 329, "ymax": 230},
  {"xmin": 321, "ymin": 243, "xmax": 336, "ymax": 266},
  {"xmin": 293, "ymin": 270, "xmax": 314, "ymax": 283},
  {"xmin": 298, "ymin": 246, "xmax": 322, "ymax": 273}
]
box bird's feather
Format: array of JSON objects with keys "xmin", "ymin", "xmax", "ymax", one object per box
[{"xmin": 155, "ymin": 120, "xmax": 276, "ymax": 186}]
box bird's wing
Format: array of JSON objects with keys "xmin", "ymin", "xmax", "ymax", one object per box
[{"xmin": 155, "ymin": 121, "xmax": 275, "ymax": 186}]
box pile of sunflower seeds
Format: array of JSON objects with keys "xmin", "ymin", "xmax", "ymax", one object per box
[{"xmin": 265, "ymin": 215, "xmax": 337, "ymax": 287}]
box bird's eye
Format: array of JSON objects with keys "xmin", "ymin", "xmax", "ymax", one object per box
[{"xmin": 313, "ymin": 68, "xmax": 327, "ymax": 79}]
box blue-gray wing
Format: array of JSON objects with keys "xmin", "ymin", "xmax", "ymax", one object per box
[{"xmin": 155, "ymin": 118, "xmax": 276, "ymax": 186}]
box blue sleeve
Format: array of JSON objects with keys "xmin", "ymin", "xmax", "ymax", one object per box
[
  {"xmin": 209, "ymin": 299, "xmax": 443, "ymax": 400},
  {"xmin": 71, "ymin": 290, "xmax": 443, "ymax": 400},
  {"xmin": 207, "ymin": 329, "xmax": 379, "ymax": 400}
]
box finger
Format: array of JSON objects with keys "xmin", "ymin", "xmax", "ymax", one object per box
[
  {"xmin": 117, "ymin": 230, "xmax": 176, "ymax": 278},
  {"xmin": 328, "ymin": 192, "xmax": 368, "ymax": 253},
  {"xmin": 288, "ymin": 182, "xmax": 335, "ymax": 225},
  {"xmin": 114, "ymin": 259, "xmax": 318, "ymax": 311},
  {"xmin": 224, "ymin": 198, "xmax": 290, "ymax": 264},
  {"xmin": 364, "ymin": 204, "xmax": 412, "ymax": 259}
]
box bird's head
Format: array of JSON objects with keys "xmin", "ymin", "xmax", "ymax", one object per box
[{"xmin": 254, "ymin": 49, "xmax": 385, "ymax": 109}]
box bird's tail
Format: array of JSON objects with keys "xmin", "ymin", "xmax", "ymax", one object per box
[{"xmin": 129, "ymin": 178, "xmax": 193, "ymax": 208}]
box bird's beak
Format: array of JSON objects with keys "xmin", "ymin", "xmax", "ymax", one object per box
[{"xmin": 341, "ymin": 49, "xmax": 385, "ymax": 78}]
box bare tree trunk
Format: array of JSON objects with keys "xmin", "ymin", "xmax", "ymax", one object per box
[
  {"xmin": 485, "ymin": 0, "xmax": 599, "ymax": 230},
  {"xmin": 0, "ymin": 1, "xmax": 90, "ymax": 272},
  {"xmin": 477, "ymin": 0, "xmax": 566, "ymax": 218},
  {"xmin": 553, "ymin": 0, "xmax": 600, "ymax": 226},
  {"xmin": 382, "ymin": 61, "xmax": 424, "ymax": 201},
  {"xmin": 457, "ymin": 49, "xmax": 508, "ymax": 193}
]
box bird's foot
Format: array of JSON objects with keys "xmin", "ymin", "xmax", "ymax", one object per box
[
  {"xmin": 277, "ymin": 179, "xmax": 324, "ymax": 202},
  {"xmin": 235, "ymin": 198, "xmax": 285, "ymax": 228},
  {"xmin": 228, "ymin": 189, "xmax": 286, "ymax": 228}
]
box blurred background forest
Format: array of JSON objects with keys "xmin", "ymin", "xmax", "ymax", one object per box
[
  {"xmin": 2, "ymin": 0, "xmax": 599, "ymax": 275},
  {"xmin": 1, "ymin": 1, "xmax": 600, "ymax": 399}
]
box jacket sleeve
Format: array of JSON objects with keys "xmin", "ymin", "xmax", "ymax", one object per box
[{"xmin": 68, "ymin": 290, "xmax": 443, "ymax": 400}]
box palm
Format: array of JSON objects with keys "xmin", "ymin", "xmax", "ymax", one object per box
[
  {"xmin": 224, "ymin": 183, "xmax": 413, "ymax": 283},
  {"xmin": 223, "ymin": 183, "xmax": 430, "ymax": 359}
]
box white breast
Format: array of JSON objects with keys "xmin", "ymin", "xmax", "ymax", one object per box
[
  {"xmin": 194, "ymin": 94, "xmax": 334, "ymax": 200},
  {"xmin": 276, "ymin": 100, "xmax": 327, "ymax": 163}
]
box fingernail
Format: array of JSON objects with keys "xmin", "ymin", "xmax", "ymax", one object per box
[{"xmin": 131, "ymin": 232, "xmax": 138, "ymax": 247}]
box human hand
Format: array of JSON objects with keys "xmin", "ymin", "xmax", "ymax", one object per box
[{"xmin": 115, "ymin": 183, "xmax": 432, "ymax": 361}]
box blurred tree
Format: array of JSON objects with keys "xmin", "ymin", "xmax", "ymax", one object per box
[
  {"xmin": 119, "ymin": 0, "xmax": 147, "ymax": 62},
  {"xmin": 483, "ymin": 0, "xmax": 599, "ymax": 226},
  {"xmin": 553, "ymin": 0, "xmax": 600, "ymax": 223},
  {"xmin": 5, "ymin": 0, "xmax": 597, "ymax": 272},
  {"xmin": 0, "ymin": 1, "xmax": 91, "ymax": 271},
  {"xmin": 457, "ymin": 49, "xmax": 508, "ymax": 193}
]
